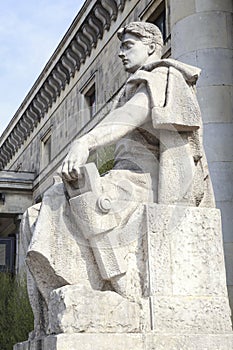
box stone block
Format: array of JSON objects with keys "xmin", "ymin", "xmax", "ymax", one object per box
[
  {"xmin": 217, "ymin": 201, "xmax": 233, "ymax": 243},
  {"xmin": 203, "ymin": 123, "xmax": 233, "ymax": 162},
  {"xmin": 14, "ymin": 333, "xmax": 233, "ymax": 350},
  {"xmin": 172, "ymin": 12, "xmax": 230, "ymax": 57},
  {"xmin": 0, "ymin": 192, "xmax": 33, "ymax": 215},
  {"xmin": 146, "ymin": 334, "xmax": 233, "ymax": 350},
  {"xmin": 208, "ymin": 162, "xmax": 233, "ymax": 202},
  {"xmin": 48, "ymin": 284, "xmax": 144, "ymax": 334},
  {"xmin": 196, "ymin": 48, "xmax": 233, "ymax": 87},
  {"xmin": 170, "ymin": 0, "xmax": 195, "ymax": 26},
  {"xmin": 197, "ymin": 86, "xmax": 233, "ymax": 124},
  {"xmin": 152, "ymin": 296, "xmax": 232, "ymax": 333},
  {"xmin": 227, "ymin": 285, "xmax": 233, "ymax": 316},
  {"xmin": 146, "ymin": 212, "xmax": 172, "ymax": 296},
  {"xmin": 226, "ymin": 12, "xmax": 233, "ymax": 49},
  {"xmin": 14, "ymin": 333, "xmax": 144, "ymax": 350},
  {"xmin": 147, "ymin": 205, "xmax": 228, "ymax": 297},
  {"xmin": 195, "ymin": 0, "xmax": 233, "ymax": 13},
  {"xmin": 173, "ymin": 51, "xmax": 198, "ymax": 66},
  {"xmin": 224, "ymin": 243, "xmax": 233, "ymax": 285}
]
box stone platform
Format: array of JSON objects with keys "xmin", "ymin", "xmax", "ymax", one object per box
[{"xmin": 14, "ymin": 333, "xmax": 233, "ymax": 350}]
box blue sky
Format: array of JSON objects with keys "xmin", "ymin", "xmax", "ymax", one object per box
[{"xmin": 0, "ymin": 0, "xmax": 84, "ymax": 136}]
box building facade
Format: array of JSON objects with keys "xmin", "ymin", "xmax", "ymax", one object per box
[{"xmin": 0, "ymin": 0, "xmax": 232, "ymax": 307}]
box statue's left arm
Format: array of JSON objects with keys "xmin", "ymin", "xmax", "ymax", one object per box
[{"xmin": 61, "ymin": 84, "xmax": 150, "ymax": 181}]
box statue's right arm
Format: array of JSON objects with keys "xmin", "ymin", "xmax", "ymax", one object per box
[{"xmin": 61, "ymin": 84, "xmax": 150, "ymax": 181}]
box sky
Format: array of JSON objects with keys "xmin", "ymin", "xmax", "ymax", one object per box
[{"xmin": 0, "ymin": 0, "xmax": 84, "ymax": 136}]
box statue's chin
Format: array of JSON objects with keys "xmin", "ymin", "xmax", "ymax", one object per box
[{"xmin": 124, "ymin": 66, "xmax": 137, "ymax": 74}]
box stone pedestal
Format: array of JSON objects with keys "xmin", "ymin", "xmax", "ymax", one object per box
[
  {"xmin": 145, "ymin": 204, "xmax": 232, "ymax": 334},
  {"xmin": 14, "ymin": 333, "xmax": 233, "ymax": 350},
  {"xmin": 14, "ymin": 204, "xmax": 233, "ymax": 349}
]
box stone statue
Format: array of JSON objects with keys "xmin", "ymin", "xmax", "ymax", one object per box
[
  {"xmin": 61, "ymin": 22, "xmax": 214, "ymax": 208},
  {"xmin": 17, "ymin": 22, "xmax": 233, "ymax": 350}
]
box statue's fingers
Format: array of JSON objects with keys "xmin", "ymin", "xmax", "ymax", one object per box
[
  {"xmin": 72, "ymin": 161, "xmax": 81, "ymax": 176},
  {"xmin": 69, "ymin": 168, "xmax": 80, "ymax": 180},
  {"xmin": 67, "ymin": 159, "xmax": 77, "ymax": 179},
  {"xmin": 61, "ymin": 161, "xmax": 73, "ymax": 181},
  {"xmin": 69, "ymin": 164, "xmax": 80, "ymax": 180},
  {"xmin": 61, "ymin": 171, "xmax": 71, "ymax": 182}
]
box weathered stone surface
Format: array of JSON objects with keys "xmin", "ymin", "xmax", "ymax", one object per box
[
  {"xmin": 152, "ymin": 296, "xmax": 232, "ymax": 333},
  {"xmin": 146, "ymin": 205, "xmax": 229, "ymax": 296},
  {"xmin": 144, "ymin": 204, "xmax": 232, "ymax": 334},
  {"xmin": 146, "ymin": 333, "xmax": 233, "ymax": 350},
  {"xmin": 48, "ymin": 284, "xmax": 144, "ymax": 334}
]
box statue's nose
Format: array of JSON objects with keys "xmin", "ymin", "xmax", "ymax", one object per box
[{"xmin": 118, "ymin": 50, "xmax": 125, "ymax": 59}]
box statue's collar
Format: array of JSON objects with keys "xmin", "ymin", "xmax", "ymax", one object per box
[{"xmin": 142, "ymin": 58, "xmax": 201, "ymax": 83}]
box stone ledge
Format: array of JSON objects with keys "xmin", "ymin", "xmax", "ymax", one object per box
[{"xmin": 14, "ymin": 333, "xmax": 233, "ymax": 350}]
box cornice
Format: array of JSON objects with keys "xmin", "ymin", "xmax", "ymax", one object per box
[
  {"xmin": 0, "ymin": 0, "xmax": 128, "ymax": 170},
  {"xmin": 0, "ymin": 171, "xmax": 34, "ymax": 191}
]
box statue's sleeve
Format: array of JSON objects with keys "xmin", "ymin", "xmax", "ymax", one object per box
[{"xmin": 129, "ymin": 66, "xmax": 201, "ymax": 131}]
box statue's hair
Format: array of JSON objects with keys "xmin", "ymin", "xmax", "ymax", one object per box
[{"xmin": 117, "ymin": 22, "xmax": 163, "ymax": 48}]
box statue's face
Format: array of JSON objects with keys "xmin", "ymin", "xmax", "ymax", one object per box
[{"xmin": 119, "ymin": 33, "xmax": 151, "ymax": 73}]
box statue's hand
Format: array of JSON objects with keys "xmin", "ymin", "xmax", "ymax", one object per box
[{"xmin": 61, "ymin": 139, "xmax": 89, "ymax": 182}]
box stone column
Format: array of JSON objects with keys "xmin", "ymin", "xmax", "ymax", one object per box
[{"xmin": 170, "ymin": 0, "xmax": 233, "ymax": 311}]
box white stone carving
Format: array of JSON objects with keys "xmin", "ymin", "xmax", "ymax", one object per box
[{"xmin": 15, "ymin": 22, "xmax": 233, "ymax": 349}]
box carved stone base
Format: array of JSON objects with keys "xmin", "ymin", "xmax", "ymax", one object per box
[
  {"xmin": 15, "ymin": 204, "xmax": 233, "ymax": 349},
  {"xmin": 145, "ymin": 205, "xmax": 233, "ymax": 334},
  {"xmin": 13, "ymin": 333, "xmax": 233, "ymax": 350}
]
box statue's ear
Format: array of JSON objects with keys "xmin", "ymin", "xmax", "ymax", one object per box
[{"xmin": 148, "ymin": 43, "xmax": 156, "ymax": 55}]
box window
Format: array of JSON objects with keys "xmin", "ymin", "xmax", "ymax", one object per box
[
  {"xmin": 41, "ymin": 130, "xmax": 52, "ymax": 168},
  {"xmin": 147, "ymin": 2, "xmax": 167, "ymax": 40},
  {"xmin": 85, "ymin": 83, "xmax": 96, "ymax": 118},
  {"xmin": 80, "ymin": 74, "xmax": 97, "ymax": 120},
  {"xmin": 0, "ymin": 244, "xmax": 6, "ymax": 265},
  {"xmin": 140, "ymin": 0, "xmax": 171, "ymax": 57},
  {"xmin": 0, "ymin": 237, "xmax": 15, "ymax": 273}
]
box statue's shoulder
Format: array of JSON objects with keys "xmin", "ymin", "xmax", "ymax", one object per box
[{"xmin": 144, "ymin": 59, "xmax": 201, "ymax": 84}]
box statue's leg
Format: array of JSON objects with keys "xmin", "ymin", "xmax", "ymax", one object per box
[
  {"xmin": 99, "ymin": 170, "xmax": 150, "ymax": 299},
  {"xmin": 19, "ymin": 204, "xmax": 48, "ymax": 338},
  {"xmin": 158, "ymin": 130, "xmax": 196, "ymax": 205}
]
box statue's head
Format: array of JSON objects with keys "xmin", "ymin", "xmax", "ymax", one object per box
[{"xmin": 117, "ymin": 22, "xmax": 163, "ymax": 73}]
